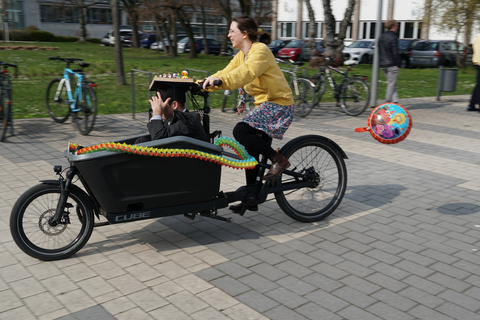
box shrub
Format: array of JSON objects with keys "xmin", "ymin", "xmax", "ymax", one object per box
[
  {"xmin": 28, "ymin": 30, "xmax": 55, "ymax": 42},
  {"xmin": 53, "ymin": 35, "xmax": 79, "ymax": 42},
  {"xmin": 26, "ymin": 25, "xmax": 40, "ymax": 31},
  {"xmin": 87, "ymin": 38, "xmax": 101, "ymax": 44}
]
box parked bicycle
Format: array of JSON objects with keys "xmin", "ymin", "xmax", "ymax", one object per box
[
  {"xmin": 276, "ymin": 58, "xmax": 316, "ymax": 118},
  {"xmin": 221, "ymin": 88, "xmax": 254, "ymax": 113},
  {"xmin": 46, "ymin": 57, "xmax": 98, "ymax": 135},
  {"xmin": 0, "ymin": 61, "xmax": 17, "ymax": 142},
  {"xmin": 297, "ymin": 57, "xmax": 371, "ymax": 117}
]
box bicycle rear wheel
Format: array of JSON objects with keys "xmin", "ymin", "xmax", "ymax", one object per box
[
  {"xmin": 75, "ymin": 85, "xmax": 97, "ymax": 135},
  {"xmin": 274, "ymin": 135, "xmax": 347, "ymax": 222},
  {"xmin": 0, "ymin": 91, "xmax": 9, "ymax": 142},
  {"xmin": 340, "ymin": 78, "xmax": 370, "ymax": 116},
  {"xmin": 293, "ymin": 78, "xmax": 315, "ymax": 118},
  {"xmin": 46, "ymin": 78, "xmax": 71, "ymax": 123}
]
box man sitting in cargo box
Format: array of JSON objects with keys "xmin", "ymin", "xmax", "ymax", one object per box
[{"xmin": 135, "ymin": 81, "xmax": 208, "ymax": 143}]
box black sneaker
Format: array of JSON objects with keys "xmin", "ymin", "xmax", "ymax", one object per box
[{"xmin": 466, "ymin": 107, "xmax": 479, "ymax": 111}]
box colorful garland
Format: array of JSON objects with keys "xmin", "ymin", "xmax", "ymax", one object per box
[{"xmin": 68, "ymin": 137, "xmax": 257, "ymax": 170}]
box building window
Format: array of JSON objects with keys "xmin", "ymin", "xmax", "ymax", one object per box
[
  {"xmin": 362, "ymin": 22, "xmax": 367, "ymax": 39},
  {"xmin": 87, "ymin": 8, "xmax": 112, "ymax": 24},
  {"xmin": 3, "ymin": 0, "xmax": 25, "ymax": 29},
  {"xmin": 404, "ymin": 22, "xmax": 414, "ymax": 38},
  {"xmin": 369, "ymin": 22, "xmax": 376, "ymax": 39},
  {"xmin": 40, "ymin": 5, "xmax": 79, "ymax": 23},
  {"xmin": 281, "ymin": 22, "xmax": 294, "ymax": 37},
  {"xmin": 305, "ymin": 22, "xmax": 318, "ymax": 38}
]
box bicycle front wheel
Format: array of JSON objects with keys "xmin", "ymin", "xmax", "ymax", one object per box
[
  {"xmin": 0, "ymin": 91, "xmax": 9, "ymax": 142},
  {"xmin": 46, "ymin": 78, "xmax": 71, "ymax": 123},
  {"xmin": 76, "ymin": 85, "xmax": 97, "ymax": 135},
  {"xmin": 10, "ymin": 183, "xmax": 95, "ymax": 261},
  {"xmin": 293, "ymin": 78, "xmax": 316, "ymax": 118},
  {"xmin": 340, "ymin": 78, "xmax": 370, "ymax": 116},
  {"xmin": 274, "ymin": 135, "xmax": 347, "ymax": 222}
]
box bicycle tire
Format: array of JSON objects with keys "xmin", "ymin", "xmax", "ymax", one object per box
[
  {"xmin": 0, "ymin": 91, "xmax": 8, "ymax": 142},
  {"xmin": 340, "ymin": 78, "xmax": 370, "ymax": 116},
  {"xmin": 46, "ymin": 78, "xmax": 71, "ymax": 123},
  {"xmin": 76, "ymin": 85, "xmax": 97, "ymax": 135},
  {"xmin": 10, "ymin": 183, "xmax": 94, "ymax": 261},
  {"xmin": 292, "ymin": 78, "xmax": 316, "ymax": 118},
  {"xmin": 274, "ymin": 135, "xmax": 347, "ymax": 222}
]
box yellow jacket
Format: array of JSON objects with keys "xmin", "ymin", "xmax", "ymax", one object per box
[
  {"xmin": 473, "ymin": 34, "xmax": 480, "ymax": 66},
  {"xmin": 211, "ymin": 42, "xmax": 294, "ymax": 107}
]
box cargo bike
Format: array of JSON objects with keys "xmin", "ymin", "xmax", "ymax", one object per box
[{"xmin": 10, "ymin": 79, "xmax": 348, "ymax": 261}]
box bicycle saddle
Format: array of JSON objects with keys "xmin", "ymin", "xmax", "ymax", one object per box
[{"xmin": 78, "ymin": 62, "xmax": 90, "ymax": 68}]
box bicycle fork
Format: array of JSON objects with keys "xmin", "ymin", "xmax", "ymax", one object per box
[{"xmin": 50, "ymin": 166, "xmax": 77, "ymax": 226}]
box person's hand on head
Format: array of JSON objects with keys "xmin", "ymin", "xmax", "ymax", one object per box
[{"xmin": 150, "ymin": 91, "xmax": 171, "ymax": 118}]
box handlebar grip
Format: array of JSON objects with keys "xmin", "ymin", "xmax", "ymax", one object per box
[{"xmin": 213, "ymin": 80, "xmax": 223, "ymax": 87}]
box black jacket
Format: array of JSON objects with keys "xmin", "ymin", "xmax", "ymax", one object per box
[
  {"xmin": 147, "ymin": 110, "xmax": 208, "ymax": 142},
  {"xmin": 378, "ymin": 30, "xmax": 401, "ymax": 68}
]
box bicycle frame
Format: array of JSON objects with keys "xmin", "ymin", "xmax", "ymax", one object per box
[{"xmin": 54, "ymin": 68, "xmax": 86, "ymax": 113}]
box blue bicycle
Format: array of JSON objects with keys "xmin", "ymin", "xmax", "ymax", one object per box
[{"xmin": 46, "ymin": 57, "xmax": 97, "ymax": 135}]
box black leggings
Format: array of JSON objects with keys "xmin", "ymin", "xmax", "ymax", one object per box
[{"xmin": 233, "ymin": 122, "xmax": 276, "ymax": 185}]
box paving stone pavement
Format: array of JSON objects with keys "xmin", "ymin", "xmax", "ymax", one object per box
[{"xmin": 0, "ymin": 95, "xmax": 479, "ymax": 320}]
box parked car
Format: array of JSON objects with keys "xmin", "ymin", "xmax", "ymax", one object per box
[
  {"xmin": 177, "ymin": 37, "xmax": 233, "ymax": 56},
  {"xmin": 104, "ymin": 29, "xmax": 137, "ymax": 47},
  {"xmin": 277, "ymin": 40, "xmax": 308, "ymax": 61},
  {"xmin": 409, "ymin": 40, "xmax": 469, "ymax": 68},
  {"xmin": 342, "ymin": 40, "xmax": 375, "ymax": 64},
  {"xmin": 268, "ymin": 39, "xmax": 291, "ymax": 56},
  {"xmin": 398, "ymin": 39, "xmax": 419, "ymax": 68},
  {"xmin": 150, "ymin": 39, "xmax": 170, "ymax": 51},
  {"xmin": 100, "ymin": 33, "xmax": 110, "ymax": 46},
  {"xmin": 140, "ymin": 34, "xmax": 158, "ymax": 49},
  {"xmin": 299, "ymin": 40, "xmax": 325, "ymax": 61}
]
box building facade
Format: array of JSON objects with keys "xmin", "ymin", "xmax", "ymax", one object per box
[{"xmin": 273, "ymin": 0, "xmax": 475, "ymax": 44}]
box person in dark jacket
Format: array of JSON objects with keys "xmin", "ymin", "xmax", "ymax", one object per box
[
  {"xmin": 135, "ymin": 81, "xmax": 208, "ymax": 143},
  {"xmin": 378, "ymin": 19, "xmax": 401, "ymax": 103}
]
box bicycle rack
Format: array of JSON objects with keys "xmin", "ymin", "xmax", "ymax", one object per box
[{"xmin": 130, "ymin": 69, "xmax": 153, "ymax": 119}]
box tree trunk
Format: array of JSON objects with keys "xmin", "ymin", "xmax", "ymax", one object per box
[
  {"xmin": 201, "ymin": 6, "xmax": 209, "ymax": 55},
  {"xmin": 128, "ymin": 11, "xmax": 140, "ymax": 48},
  {"xmin": 173, "ymin": 7, "xmax": 196, "ymax": 58},
  {"xmin": 169, "ymin": 13, "xmax": 178, "ymax": 57},
  {"xmin": 321, "ymin": 0, "xmax": 356, "ymax": 63},
  {"xmin": 215, "ymin": 0, "xmax": 232, "ymax": 57},
  {"xmin": 78, "ymin": 2, "xmax": 87, "ymax": 43},
  {"xmin": 305, "ymin": 0, "xmax": 316, "ymax": 60},
  {"xmin": 112, "ymin": 0, "xmax": 126, "ymax": 85}
]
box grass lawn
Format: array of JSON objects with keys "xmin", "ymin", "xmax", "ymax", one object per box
[{"xmin": 1, "ymin": 41, "xmax": 476, "ymax": 119}]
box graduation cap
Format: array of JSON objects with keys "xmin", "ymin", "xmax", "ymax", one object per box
[{"xmin": 149, "ymin": 77, "xmax": 194, "ymax": 103}]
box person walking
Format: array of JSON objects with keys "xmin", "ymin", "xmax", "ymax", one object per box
[
  {"xmin": 378, "ymin": 19, "xmax": 401, "ymax": 104},
  {"xmin": 467, "ymin": 34, "xmax": 480, "ymax": 111}
]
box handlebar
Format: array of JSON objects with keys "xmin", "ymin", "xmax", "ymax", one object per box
[{"xmin": 48, "ymin": 57, "xmax": 84, "ymax": 64}]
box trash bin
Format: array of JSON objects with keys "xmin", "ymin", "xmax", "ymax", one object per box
[
  {"xmin": 440, "ymin": 67, "xmax": 458, "ymax": 92},
  {"xmin": 436, "ymin": 66, "xmax": 458, "ymax": 100}
]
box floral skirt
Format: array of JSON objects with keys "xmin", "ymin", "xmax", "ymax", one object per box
[{"xmin": 240, "ymin": 101, "xmax": 295, "ymax": 140}]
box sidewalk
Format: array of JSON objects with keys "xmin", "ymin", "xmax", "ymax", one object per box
[{"xmin": 0, "ymin": 95, "xmax": 479, "ymax": 320}]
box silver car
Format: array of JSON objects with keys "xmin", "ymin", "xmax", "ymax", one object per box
[
  {"xmin": 409, "ymin": 40, "xmax": 468, "ymax": 68},
  {"xmin": 343, "ymin": 40, "xmax": 375, "ymax": 64}
]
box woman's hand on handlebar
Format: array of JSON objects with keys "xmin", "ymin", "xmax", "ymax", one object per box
[{"xmin": 203, "ymin": 76, "xmax": 221, "ymax": 89}]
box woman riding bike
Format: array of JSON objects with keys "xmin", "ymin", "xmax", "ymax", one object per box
[{"xmin": 203, "ymin": 15, "xmax": 295, "ymax": 213}]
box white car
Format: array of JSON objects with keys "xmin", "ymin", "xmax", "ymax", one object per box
[{"xmin": 343, "ymin": 40, "xmax": 375, "ymax": 64}]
